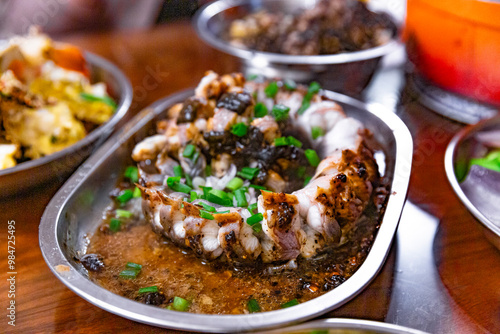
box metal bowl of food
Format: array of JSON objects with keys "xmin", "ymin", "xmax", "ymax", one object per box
[
  {"xmin": 445, "ymin": 116, "xmax": 500, "ymax": 250},
  {"xmin": 40, "ymin": 75, "xmax": 412, "ymax": 332},
  {"xmin": 261, "ymin": 318, "xmax": 429, "ymax": 334},
  {"xmin": 194, "ymin": 0, "xmax": 400, "ymax": 95},
  {"xmin": 0, "ymin": 34, "xmax": 132, "ymax": 197}
]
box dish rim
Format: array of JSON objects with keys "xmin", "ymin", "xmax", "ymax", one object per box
[
  {"xmin": 39, "ymin": 89, "xmax": 413, "ymax": 332},
  {"xmin": 444, "ymin": 117, "xmax": 500, "ymax": 238},
  {"xmin": 0, "ymin": 51, "xmax": 133, "ymax": 177},
  {"xmin": 193, "ymin": 0, "xmax": 400, "ymax": 65}
]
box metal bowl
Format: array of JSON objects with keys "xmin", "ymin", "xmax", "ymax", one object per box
[
  {"xmin": 39, "ymin": 90, "xmax": 412, "ymax": 332},
  {"xmin": 194, "ymin": 0, "xmax": 400, "ymax": 95},
  {"xmin": 445, "ymin": 116, "xmax": 500, "ymax": 250},
  {"xmin": 261, "ymin": 318, "xmax": 429, "ymax": 334},
  {"xmin": 0, "ymin": 52, "xmax": 133, "ymax": 198}
]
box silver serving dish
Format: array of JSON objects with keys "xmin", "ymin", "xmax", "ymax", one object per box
[
  {"xmin": 40, "ymin": 90, "xmax": 412, "ymax": 332},
  {"xmin": 260, "ymin": 318, "xmax": 429, "ymax": 334},
  {"xmin": 445, "ymin": 116, "xmax": 500, "ymax": 250},
  {"xmin": 194, "ymin": 0, "xmax": 400, "ymax": 95},
  {"xmin": 0, "ymin": 52, "xmax": 132, "ymax": 197}
]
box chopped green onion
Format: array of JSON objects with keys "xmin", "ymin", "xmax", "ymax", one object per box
[
  {"xmin": 200, "ymin": 186, "xmax": 212, "ymax": 198},
  {"xmin": 249, "ymin": 184, "xmax": 266, "ymax": 190},
  {"xmin": 172, "ymin": 296, "xmax": 191, "ymax": 312},
  {"xmin": 190, "ymin": 191, "xmax": 198, "ymax": 202},
  {"xmin": 116, "ymin": 209, "xmax": 133, "ymax": 218},
  {"xmin": 116, "ymin": 189, "xmax": 133, "ymax": 203},
  {"xmin": 191, "ymin": 150, "xmax": 200, "ymax": 163},
  {"xmin": 237, "ymin": 167, "xmax": 260, "ymax": 180},
  {"xmin": 231, "ymin": 122, "xmax": 248, "ymax": 137},
  {"xmin": 166, "ymin": 176, "xmax": 181, "ymax": 186},
  {"xmin": 264, "ymin": 81, "xmax": 279, "ymax": 98},
  {"xmin": 200, "ymin": 202, "xmax": 216, "ymax": 212},
  {"xmin": 298, "ymin": 81, "xmax": 322, "ymax": 115},
  {"xmin": 287, "ymin": 136, "xmax": 302, "ymax": 148},
  {"xmin": 133, "ymin": 187, "xmax": 142, "ymax": 198},
  {"xmin": 310, "ymin": 331, "xmax": 328, "ymax": 334},
  {"xmin": 126, "ymin": 262, "xmax": 142, "ymax": 270},
  {"xmin": 470, "ymin": 150, "xmax": 500, "ymax": 172},
  {"xmin": 304, "ymin": 176, "xmax": 312, "ymax": 186},
  {"xmin": 109, "ymin": 218, "xmax": 121, "ymax": 232},
  {"xmin": 271, "ymin": 104, "xmax": 290, "ymax": 122},
  {"xmin": 182, "ymin": 144, "xmax": 195, "ymax": 158},
  {"xmin": 173, "ymin": 165, "xmax": 184, "ymax": 177},
  {"xmin": 215, "ymin": 210, "xmax": 230, "ymax": 214},
  {"xmin": 119, "ymin": 269, "xmax": 139, "ymax": 279},
  {"xmin": 252, "ymin": 223, "xmax": 262, "ymax": 233},
  {"xmin": 305, "ymin": 149, "xmax": 320, "ymax": 167},
  {"xmin": 138, "ymin": 286, "xmax": 158, "ymax": 294},
  {"xmin": 274, "ymin": 137, "xmax": 288, "ymax": 146},
  {"xmin": 308, "ymin": 81, "xmax": 321, "ymax": 95},
  {"xmin": 166, "ymin": 176, "xmax": 192, "ymax": 194},
  {"xmin": 297, "ymin": 99, "xmax": 310, "ymax": 116},
  {"xmin": 226, "ymin": 177, "xmax": 244, "ymax": 191},
  {"xmin": 200, "ymin": 210, "xmax": 215, "ymax": 220},
  {"xmin": 281, "ymin": 299, "xmax": 299, "ymax": 308},
  {"xmin": 185, "ymin": 174, "xmax": 193, "ymax": 188},
  {"xmin": 284, "ymin": 79, "xmax": 297, "ymax": 90},
  {"xmin": 247, "ymin": 299, "xmax": 261, "ymax": 313},
  {"xmin": 248, "ymin": 202, "xmax": 258, "ymax": 213},
  {"xmin": 297, "ymin": 166, "xmax": 306, "ymax": 179},
  {"xmin": 205, "ymin": 165, "xmax": 212, "ymax": 176},
  {"xmin": 206, "ymin": 193, "xmax": 232, "ymax": 206},
  {"xmin": 247, "ymin": 213, "xmax": 263, "ymax": 225},
  {"xmin": 254, "ymin": 102, "xmax": 268, "ymax": 118},
  {"xmin": 124, "ymin": 166, "xmax": 139, "ymax": 183},
  {"xmin": 311, "ymin": 126, "xmax": 325, "ymax": 139},
  {"xmin": 247, "ymin": 74, "xmax": 258, "ymax": 81},
  {"xmin": 80, "ymin": 92, "xmax": 117, "ymax": 108},
  {"xmin": 235, "ymin": 188, "xmax": 248, "ymax": 207}
]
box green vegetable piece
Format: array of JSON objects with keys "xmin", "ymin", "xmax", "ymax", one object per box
[
  {"xmin": 247, "ymin": 202, "xmax": 258, "ymax": 213},
  {"xmin": 200, "ymin": 210, "xmax": 215, "ymax": 220},
  {"xmin": 252, "ymin": 223, "xmax": 262, "ymax": 233},
  {"xmin": 274, "ymin": 137, "xmax": 288, "ymax": 146},
  {"xmin": 182, "ymin": 144, "xmax": 195, "ymax": 158},
  {"xmin": 205, "ymin": 165, "xmax": 212, "ymax": 176},
  {"xmin": 172, "ymin": 296, "xmax": 191, "ymax": 312},
  {"xmin": 231, "ymin": 122, "xmax": 248, "ymax": 137},
  {"xmin": 247, "ymin": 213, "xmax": 263, "ymax": 225},
  {"xmin": 132, "ymin": 187, "xmax": 141, "ymax": 198},
  {"xmin": 116, "ymin": 189, "xmax": 133, "ymax": 203},
  {"xmin": 281, "ymin": 299, "xmax": 299, "ymax": 308},
  {"xmin": 246, "ymin": 74, "xmax": 258, "ymax": 81},
  {"xmin": 235, "ymin": 188, "xmax": 248, "ymax": 207},
  {"xmin": 254, "ymin": 102, "xmax": 268, "ymax": 118},
  {"xmin": 200, "ymin": 202, "xmax": 216, "ymax": 212},
  {"xmin": 264, "ymin": 81, "xmax": 279, "ymax": 98},
  {"xmin": 173, "ymin": 165, "xmax": 184, "ymax": 177},
  {"xmin": 297, "ymin": 166, "xmax": 306, "ymax": 179},
  {"xmin": 80, "ymin": 92, "xmax": 117, "ymax": 108},
  {"xmin": 304, "ymin": 176, "xmax": 312, "ymax": 187},
  {"xmin": 305, "ymin": 149, "xmax": 320, "ymax": 167},
  {"xmin": 118, "ymin": 269, "xmax": 139, "ymax": 279},
  {"xmin": 247, "ymin": 299, "xmax": 261, "ymax": 313},
  {"xmin": 237, "ymin": 167, "xmax": 260, "ymax": 180},
  {"xmin": 190, "ymin": 191, "xmax": 198, "ymax": 202},
  {"xmin": 215, "ymin": 210, "xmax": 230, "ymax": 214},
  {"xmin": 249, "ymin": 184, "xmax": 266, "ymax": 190},
  {"xmin": 124, "ymin": 166, "xmax": 139, "ymax": 183},
  {"xmin": 138, "ymin": 286, "xmax": 158, "ymax": 294},
  {"xmin": 116, "ymin": 209, "xmax": 133, "ymax": 218},
  {"xmin": 226, "ymin": 177, "xmax": 244, "ymax": 191},
  {"xmin": 271, "ymin": 104, "xmax": 290, "ymax": 121},
  {"xmin": 311, "ymin": 126, "xmax": 325, "ymax": 139},
  {"xmin": 126, "ymin": 262, "xmax": 142, "ymax": 270},
  {"xmin": 284, "ymin": 79, "xmax": 297, "ymax": 90},
  {"xmin": 109, "ymin": 218, "xmax": 121, "ymax": 232},
  {"xmin": 287, "ymin": 136, "xmax": 302, "ymax": 148}
]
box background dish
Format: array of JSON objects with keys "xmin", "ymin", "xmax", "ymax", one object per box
[
  {"xmin": 194, "ymin": 0, "xmax": 400, "ymax": 96},
  {"xmin": 445, "ymin": 116, "xmax": 500, "ymax": 250},
  {"xmin": 0, "ymin": 52, "xmax": 132, "ymax": 198},
  {"xmin": 40, "ymin": 89, "xmax": 411, "ymax": 332}
]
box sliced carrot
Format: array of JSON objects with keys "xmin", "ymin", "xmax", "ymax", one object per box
[{"xmin": 48, "ymin": 45, "xmax": 89, "ymax": 77}]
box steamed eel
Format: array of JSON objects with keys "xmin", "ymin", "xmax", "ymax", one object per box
[{"xmin": 133, "ymin": 71, "xmax": 380, "ymax": 264}]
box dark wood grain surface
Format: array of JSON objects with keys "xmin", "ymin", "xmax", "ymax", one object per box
[{"xmin": 1, "ymin": 21, "xmax": 499, "ymax": 334}]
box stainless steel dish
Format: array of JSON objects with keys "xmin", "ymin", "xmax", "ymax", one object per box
[
  {"xmin": 260, "ymin": 318, "xmax": 430, "ymax": 334},
  {"xmin": 194, "ymin": 0, "xmax": 400, "ymax": 95},
  {"xmin": 445, "ymin": 116, "xmax": 500, "ymax": 250},
  {"xmin": 40, "ymin": 90, "xmax": 412, "ymax": 332},
  {"xmin": 0, "ymin": 52, "xmax": 132, "ymax": 198}
]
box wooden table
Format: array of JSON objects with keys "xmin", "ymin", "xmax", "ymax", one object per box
[{"xmin": 1, "ymin": 22, "xmax": 499, "ymax": 334}]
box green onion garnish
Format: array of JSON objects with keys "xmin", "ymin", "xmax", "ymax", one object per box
[
  {"xmin": 119, "ymin": 269, "xmax": 139, "ymax": 279},
  {"xmin": 116, "ymin": 209, "xmax": 133, "ymax": 218},
  {"xmin": 248, "ymin": 202, "xmax": 258, "ymax": 213},
  {"xmin": 126, "ymin": 262, "xmax": 142, "ymax": 270},
  {"xmin": 200, "ymin": 210, "xmax": 215, "ymax": 220},
  {"xmin": 172, "ymin": 296, "xmax": 191, "ymax": 312},
  {"xmin": 286, "ymin": 136, "xmax": 302, "ymax": 148},
  {"xmin": 311, "ymin": 126, "xmax": 325, "ymax": 139},
  {"xmin": 138, "ymin": 286, "xmax": 158, "ymax": 294},
  {"xmin": 116, "ymin": 189, "xmax": 133, "ymax": 203},
  {"xmin": 271, "ymin": 104, "xmax": 290, "ymax": 122},
  {"xmin": 247, "ymin": 213, "xmax": 263, "ymax": 225},
  {"xmin": 284, "ymin": 79, "xmax": 297, "ymax": 90},
  {"xmin": 254, "ymin": 102, "xmax": 268, "ymax": 118},
  {"xmin": 252, "ymin": 223, "xmax": 262, "ymax": 233},
  {"xmin": 192, "ymin": 150, "xmax": 200, "ymax": 163},
  {"xmin": 281, "ymin": 299, "xmax": 299, "ymax": 308},
  {"xmin": 304, "ymin": 176, "xmax": 312, "ymax": 186},
  {"xmin": 237, "ymin": 167, "xmax": 260, "ymax": 180},
  {"xmin": 264, "ymin": 81, "xmax": 279, "ymax": 98},
  {"xmin": 133, "ymin": 187, "xmax": 141, "ymax": 198},
  {"xmin": 305, "ymin": 149, "xmax": 320, "ymax": 167},
  {"xmin": 182, "ymin": 144, "xmax": 195, "ymax": 158},
  {"xmin": 470, "ymin": 150, "xmax": 500, "ymax": 172},
  {"xmin": 205, "ymin": 165, "xmax": 212, "ymax": 176},
  {"xmin": 80, "ymin": 92, "xmax": 117, "ymax": 108},
  {"xmin": 200, "ymin": 186, "xmax": 212, "ymax": 198},
  {"xmin": 206, "ymin": 193, "xmax": 232, "ymax": 206},
  {"xmin": 109, "ymin": 218, "xmax": 121, "ymax": 232},
  {"xmin": 297, "ymin": 166, "xmax": 306, "ymax": 179},
  {"xmin": 235, "ymin": 188, "xmax": 248, "ymax": 207},
  {"xmin": 247, "ymin": 74, "xmax": 258, "ymax": 81},
  {"xmin": 190, "ymin": 191, "xmax": 198, "ymax": 202},
  {"xmin": 173, "ymin": 165, "xmax": 184, "ymax": 177},
  {"xmin": 166, "ymin": 176, "xmax": 192, "ymax": 194},
  {"xmin": 124, "ymin": 166, "xmax": 139, "ymax": 183},
  {"xmin": 249, "ymin": 184, "xmax": 266, "ymax": 190},
  {"xmin": 231, "ymin": 122, "xmax": 248, "ymax": 137},
  {"xmin": 247, "ymin": 299, "xmax": 261, "ymax": 313},
  {"xmin": 298, "ymin": 81, "xmax": 322, "ymax": 115},
  {"xmin": 200, "ymin": 202, "xmax": 216, "ymax": 212},
  {"xmin": 226, "ymin": 177, "xmax": 244, "ymax": 191},
  {"xmin": 274, "ymin": 137, "xmax": 288, "ymax": 146},
  {"xmin": 166, "ymin": 176, "xmax": 181, "ymax": 186},
  {"xmin": 216, "ymin": 210, "xmax": 230, "ymax": 214},
  {"xmin": 185, "ymin": 174, "xmax": 193, "ymax": 188}
]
